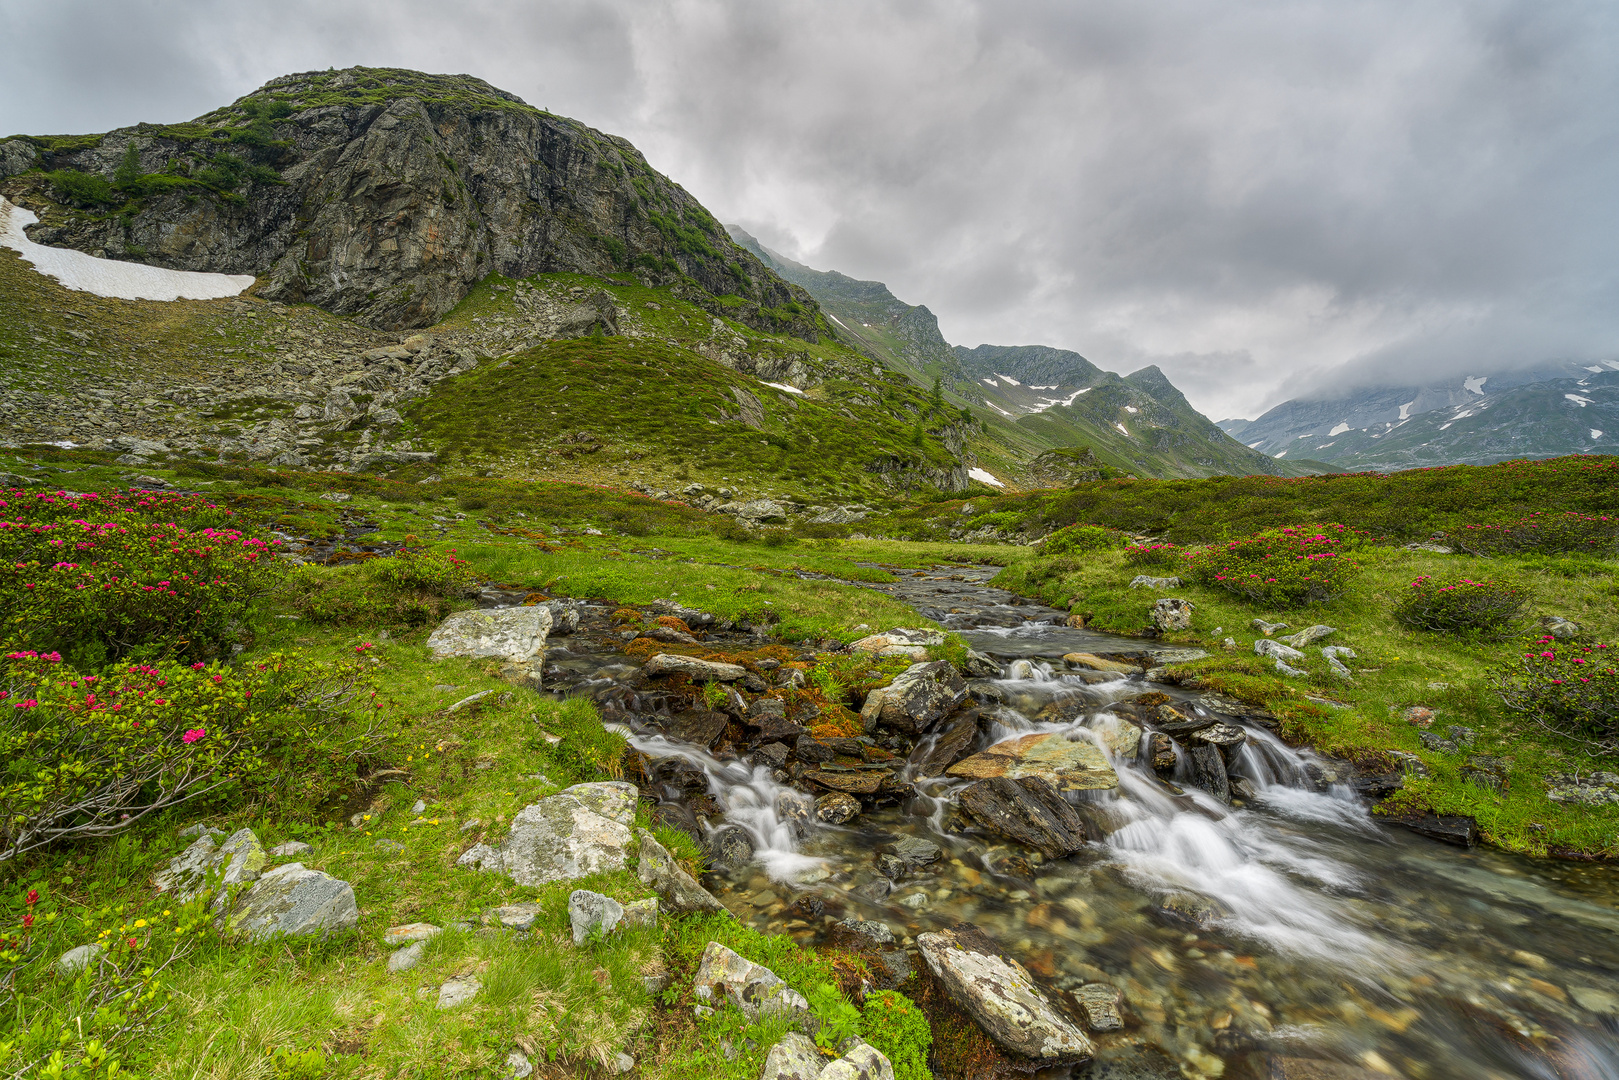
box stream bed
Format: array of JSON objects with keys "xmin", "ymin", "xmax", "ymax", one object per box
[{"xmin": 566, "ymin": 564, "xmax": 1619, "ymax": 1079}]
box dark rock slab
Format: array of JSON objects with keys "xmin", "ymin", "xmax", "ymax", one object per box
[
  {"xmin": 1183, "ymin": 743, "xmax": 1230, "ymax": 803},
  {"xmin": 910, "ymin": 704, "xmax": 982, "ymax": 777},
  {"xmin": 660, "ymin": 708, "xmax": 729, "ymax": 748},
  {"xmin": 958, "ymin": 776, "xmax": 1094, "ymax": 858},
  {"xmin": 1386, "ymin": 812, "xmax": 1477, "ymax": 847}
]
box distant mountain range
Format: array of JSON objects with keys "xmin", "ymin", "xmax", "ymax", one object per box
[
  {"xmin": 727, "ymin": 227, "xmax": 1315, "ymax": 481},
  {"xmin": 1222, "ymin": 363, "xmax": 1619, "ymax": 470}
]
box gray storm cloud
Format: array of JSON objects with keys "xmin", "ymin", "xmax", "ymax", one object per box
[{"xmin": 3, "ymin": 0, "xmax": 1616, "ymax": 418}]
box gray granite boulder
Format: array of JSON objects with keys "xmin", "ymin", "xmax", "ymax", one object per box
[
  {"xmin": 219, "ymin": 863, "xmax": 359, "ymax": 942},
  {"xmin": 877, "ymin": 661, "xmax": 967, "ymax": 736},
  {"xmin": 499, "ymin": 782, "xmax": 638, "ymax": 886},
  {"xmin": 822, "ymin": 1040, "xmax": 895, "ymax": 1080},
  {"xmin": 569, "ymin": 889, "xmax": 625, "ymax": 945},
  {"xmin": 692, "ymin": 940, "xmax": 810, "ymax": 1021},
  {"xmin": 917, "ymin": 924, "xmax": 1092, "ymax": 1062},
  {"xmin": 427, "ymin": 606, "xmax": 551, "ymax": 664},
  {"xmin": 759, "ymin": 1033, "xmax": 821, "ymax": 1080}
]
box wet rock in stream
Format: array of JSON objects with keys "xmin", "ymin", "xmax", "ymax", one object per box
[{"xmin": 958, "ymin": 776, "xmax": 1096, "ymax": 857}]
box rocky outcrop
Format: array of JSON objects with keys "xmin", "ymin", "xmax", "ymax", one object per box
[
  {"xmin": 917, "ymin": 924, "xmax": 1093, "ymax": 1062},
  {"xmin": 692, "ymin": 941, "xmax": 812, "ymax": 1024},
  {"xmin": 635, "ymin": 829, "xmax": 727, "ymax": 915},
  {"xmin": 219, "ymin": 862, "xmax": 359, "ymax": 942},
  {"xmin": 6, "ymin": 68, "xmax": 820, "ymax": 337},
  {"xmin": 485, "ymin": 781, "xmax": 639, "ymax": 886},
  {"xmin": 875, "ymin": 661, "xmax": 967, "ymax": 736},
  {"xmin": 427, "ymin": 606, "xmax": 550, "ymax": 676}
]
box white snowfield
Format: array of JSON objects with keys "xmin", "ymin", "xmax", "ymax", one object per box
[
  {"xmin": 0, "ymin": 196, "xmax": 255, "ymax": 301},
  {"xmin": 761, "ymin": 381, "xmax": 804, "ymax": 395},
  {"xmin": 967, "ymin": 467, "xmax": 1004, "ymax": 487}
]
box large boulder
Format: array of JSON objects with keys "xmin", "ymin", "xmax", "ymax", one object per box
[
  {"xmin": 427, "ymin": 606, "xmax": 552, "ymax": 664},
  {"xmin": 635, "ymin": 829, "xmax": 728, "ymax": 915},
  {"xmin": 692, "ymin": 941, "xmax": 811, "ymax": 1022},
  {"xmin": 1151, "ymin": 598, "xmax": 1193, "ymax": 632},
  {"xmin": 154, "ymin": 828, "xmax": 267, "ymax": 903},
  {"xmin": 910, "ymin": 704, "xmax": 981, "ymax": 777},
  {"xmin": 917, "ymin": 924, "xmax": 1093, "ymax": 1063},
  {"xmin": 219, "ymin": 863, "xmax": 359, "ymax": 942},
  {"xmin": 821, "ymin": 1040, "xmax": 896, "ymax": 1080},
  {"xmin": 499, "ymin": 782, "xmax": 638, "ymax": 886},
  {"xmin": 947, "ymin": 731, "xmax": 1119, "ymax": 791},
  {"xmin": 876, "ymin": 661, "xmax": 967, "ymax": 736},
  {"xmin": 957, "ymin": 776, "xmax": 1094, "ymax": 858}
]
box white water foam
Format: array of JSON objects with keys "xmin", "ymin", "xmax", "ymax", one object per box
[{"xmin": 0, "ymin": 196, "xmax": 254, "ymax": 301}]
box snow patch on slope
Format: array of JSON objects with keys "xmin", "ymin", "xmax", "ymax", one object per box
[
  {"xmin": 1463, "ymin": 376, "xmax": 1488, "ymax": 395},
  {"xmin": 1, "ymin": 196, "xmax": 254, "ymax": 301},
  {"xmin": 1329, "ymin": 422, "xmax": 1351, "ymax": 436},
  {"xmin": 967, "ymin": 467, "xmax": 1004, "ymax": 487},
  {"xmin": 761, "ymin": 381, "xmax": 803, "ymax": 395}
]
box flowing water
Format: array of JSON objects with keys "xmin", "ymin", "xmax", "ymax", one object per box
[{"xmin": 572, "ymin": 564, "xmax": 1619, "ymax": 1078}]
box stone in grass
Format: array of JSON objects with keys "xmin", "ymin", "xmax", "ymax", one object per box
[
  {"xmin": 383, "ymin": 922, "xmax": 441, "ymax": 947},
  {"xmin": 1151, "ymin": 598, "xmax": 1194, "ymax": 632},
  {"xmin": 58, "ymin": 943, "xmax": 105, "ymax": 976},
  {"xmin": 642, "ymin": 654, "xmax": 748, "ymax": 682},
  {"xmin": 635, "ymin": 829, "xmax": 728, "ymax": 915},
  {"xmin": 457, "ymin": 843, "xmax": 503, "ymax": 872},
  {"xmin": 437, "ymin": 976, "xmax": 481, "ymax": 1009},
  {"xmin": 427, "ymin": 606, "xmax": 552, "ymax": 664},
  {"xmin": 916, "ymin": 924, "xmax": 1092, "ymax": 1062},
  {"xmin": 498, "ymin": 781, "xmax": 639, "ymax": 886},
  {"xmin": 1281, "ymin": 625, "xmax": 1337, "ymax": 649},
  {"xmin": 485, "ymin": 903, "xmax": 543, "ymax": 931},
  {"xmin": 622, "ymin": 897, "xmax": 658, "ymax": 930},
  {"xmin": 505, "ymin": 1051, "xmax": 534, "ymax": 1079},
  {"xmin": 374, "ymin": 840, "xmax": 405, "ymax": 853},
  {"xmin": 154, "ymin": 828, "xmax": 268, "ymax": 904},
  {"xmin": 759, "ymin": 1033, "xmax": 821, "ymax": 1080},
  {"xmin": 388, "ymin": 941, "xmax": 426, "ymax": 973},
  {"xmin": 821, "ymin": 1040, "xmax": 896, "ymax": 1080},
  {"xmin": 1253, "ymin": 639, "xmax": 1306, "ymax": 663},
  {"xmin": 269, "ymin": 841, "xmax": 312, "ymax": 858},
  {"xmin": 692, "ymin": 940, "xmax": 811, "ymax": 1022},
  {"xmin": 569, "ymin": 890, "xmax": 625, "ymax": 945},
  {"xmin": 218, "ymin": 863, "xmax": 359, "ymax": 943}
]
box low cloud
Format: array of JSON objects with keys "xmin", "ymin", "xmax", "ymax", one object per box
[{"xmin": 4, "ymin": 0, "xmax": 1616, "ymax": 418}]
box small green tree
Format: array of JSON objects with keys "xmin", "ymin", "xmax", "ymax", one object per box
[
  {"xmin": 114, "ymin": 143, "xmax": 143, "ymax": 193},
  {"xmin": 929, "ymin": 376, "xmax": 943, "ymax": 416}
]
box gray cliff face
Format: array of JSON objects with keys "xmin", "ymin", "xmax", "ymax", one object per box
[{"xmin": 3, "ymin": 68, "xmax": 815, "ymax": 335}]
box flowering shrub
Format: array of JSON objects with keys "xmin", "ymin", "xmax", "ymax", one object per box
[
  {"xmin": 1041, "ymin": 524, "xmax": 1123, "ymax": 557},
  {"xmin": 0, "ymin": 513, "xmax": 282, "ymax": 663},
  {"xmin": 1496, "ymin": 638, "xmax": 1619, "ymax": 758},
  {"xmin": 1123, "ymin": 542, "xmax": 1182, "ymax": 570},
  {"xmin": 1184, "ymin": 526, "xmax": 1359, "ymax": 606},
  {"xmin": 1452, "ymin": 512, "xmax": 1619, "ymax": 557},
  {"xmin": 1394, "ymin": 576, "xmax": 1529, "ymax": 638},
  {"xmin": 283, "ymin": 547, "xmax": 476, "ymax": 626},
  {"xmin": 0, "ymin": 649, "xmax": 385, "ymax": 861},
  {"xmin": 1, "ymin": 885, "xmax": 213, "ymax": 1079}
]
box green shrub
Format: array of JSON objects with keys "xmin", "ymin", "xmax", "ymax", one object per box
[
  {"xmin": 1453, "ymin": 511, "xmax": 1619, "ymax": 557},
  {"xmin": 759, "ymin": 528, "xmax": 792, "ymax": 547},
  {"xmin": 0, "ymin": 515, "xmax": 283, "ymax": 665},
  {"xmin": 1184, "ymin": 526, "xmax": 1359, "ymax": 607},
  {"xmin": 283, "ymin": 549, "xmax": 474, "ymax": 627},
  {"xmin": 1393, "ymin": 576, "xmax": 1528, "ymax": 638},
  {"xmin": 1123, "ymin": 542, "xmax": 1181, "ymax": 570},
  {"xmin": 861, "ymin": 991, "xmax": 933, "ymax": 1080},
  {"xmin": 805, "ymin": 983, "xmax": 861, "ymax": 1050},
  {"xmin": 1040, "ymin": 524, "xmax": 1120, "ymax": 556},
  {"xmin": 0, "ymin": 649, "xmax": 385, "ymax": 860},
  {"xmin": 44, "ymin": 168, "xmax": 119, "ymax": 208},
  {"xmin": 1496, "ymin": 638, "xmax": 1619, "ymax": 758}
]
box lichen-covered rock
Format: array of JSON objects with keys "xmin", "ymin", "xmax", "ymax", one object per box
[
  {"xmin": 642, "ymin": 654, "xmax": 748, "ymax": 682},
  {"xmin": 568, "ymin": 889, "xmax": 625, "ymax": 945},
  {"xmin": 947, "ymin": 731, "xmax": 1118, "ymax": 791},
  {"xmin": 917, "ymin": 924, "xmax": 1093, "ymax": 1062},
  {"xmin": 219, "ymin": 863, "xmax": 359, "ymax": 942},
  {"xmin": 635, "ymin": 829, "xmax": 728, "ymax": 915},
  {"xmin": 58, "ymin": 943, "xmax": 105, "ymax": 975},
  {"xmin": 876, "ymin": 661, "xmax": 967, "ymax": 736},
  {"xmin": 154, "ymin": 827, "xmax": 267, "ymax": 902},
  {"xmin": 815, "ymin": 792, "xmax": 862, "ymax": 824},
  {"xmin": 1151, "ymin": 598, "xmax": 1194, "ymax": 632},
  {"xmin": 759, "ymin": 1032, "xmax": 822, "ymax": 1080},
  {"xmin": 692, "ymin": 941, "xmax": 811, "ymax": 1022},
  {"xmin": 383, "ymin": 922, "xmax": 441, "ymax": 947},
  {"xmin": 822, "ymin": 1041, "xmax": 895, "ymax": 1080},
  {"xmin": 499, "ymin": 782, "xmax": 637, "ymax": 886},
  {"xmin": 427, "ymin": 606, "xmax": 551, "ymax": 664}
]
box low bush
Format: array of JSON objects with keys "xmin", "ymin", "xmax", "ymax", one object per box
[
  {"xmin": 282, "ymin": 548, "xmax": 475, "ymax": 627},
  {"xmin": 1393, "ymin": 576, "xmax": 1529, "ymax": 638},
  {"xmin": 861, "ymin": 990, "xmax": 933, "ymax": 1080},
  {"xmin": 1123, "ymin": 542, "xmax": 1181, "ymax": 570},
  {"xmin": 1040, "ymin": 524, "xmax": 1121, "ymax": 557},
  {"xmin": 1453, "ymin": 511, "xmax": 1619, "ymax": 557},
  {"xmin": 1184, "ymin": 525, "xmax": 1359, "ymax": 607},
  {"xmin": 0, "ymin": 649, "xmax": 386, "ymax": 861},
  {"xmin": 1496, "ymin": 638, "xmax": 1619, "ymax": 758},
  {"xmin": 0, "ymin": 515, "xmax": 283, "ymax": 665}
]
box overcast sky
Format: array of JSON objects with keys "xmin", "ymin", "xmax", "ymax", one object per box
[{"xmin": 4, "ymin": 0, "xmax": 1617, "ymax": 419}]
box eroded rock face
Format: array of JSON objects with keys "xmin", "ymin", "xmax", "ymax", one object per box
[
  {"xmin": 917, "ymin": 924, "xmax": 1093, "ymax": 1062},
  {"xmin": 499, "ymin": 782, "xmax": 637, "ymax": 886},
  {"xmin": 635, "ymin": 829, "xmax": 727, "ymax": 915},
  {"xmin": 16, "ymin": 69, "xmax": 816, "ymax": 335}
]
